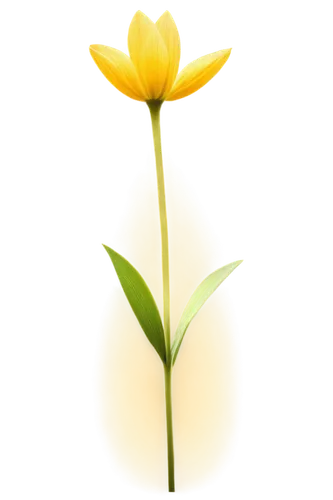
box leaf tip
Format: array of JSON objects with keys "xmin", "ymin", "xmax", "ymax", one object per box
[
  {"xmin": 99, "ymin": 240, "xmax": 110, "ymax": 261},
  {"xmin": 231, "ymin": 257, "xmax": 245, "ymax": 274},
  {"xmin": 99, "ymin": 240, "xmax": 111, "ymax": 250}
]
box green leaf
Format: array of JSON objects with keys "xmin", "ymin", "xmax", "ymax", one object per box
[
  {"xmin": 103, "ymin": 245, "xmax": 166, "ymax": 363},
  {"xmin": 171, "ymin": 260, "xmax": 243, "ymax": 365}
]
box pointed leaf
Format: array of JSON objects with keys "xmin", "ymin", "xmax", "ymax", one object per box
[
  {"xmin": 103, "ymin": 245, "xmax": 166, "ymax": 363},
  {"xmin": 171, "ymin": 260, "xmax": 243, "ymax": 364}
]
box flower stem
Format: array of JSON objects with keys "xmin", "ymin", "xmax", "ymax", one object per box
[
  {"xmin": 164, "ymin": 364, "xmax": 175, "ymax": 492},
  {"xmin": 148, "ymin": 100, "xmax": 175, "ymax": 492}
]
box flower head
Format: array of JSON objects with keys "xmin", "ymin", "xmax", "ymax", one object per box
[{"xmin": 90, "ymin": 11, "xmax": 231, "ymax": 103}]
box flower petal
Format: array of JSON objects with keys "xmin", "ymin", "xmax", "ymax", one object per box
[
  {"xmin": 128, "ymin": 11, "xmax": 169, "ymax": 100},
  {"xmin": 155, "ymin": 11, "xmax": 181, "ymax": 96},
  {"xmin": 89, "ymin": 45, "xmax": 146, "ymax": 101},
  {"xmin": 166, "ymin": 49, "xmax": 232, "ymax": 101}
]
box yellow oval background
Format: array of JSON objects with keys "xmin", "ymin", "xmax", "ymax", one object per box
[{"xmin": 94, "ymin": 160, "xmax": 241, "ymax": 494}]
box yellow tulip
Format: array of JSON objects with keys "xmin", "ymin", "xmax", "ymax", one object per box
[
  {"xmin": 90, "ymin": 10, "xmax": 231, "ymax": 102},
  {"xmin": 87, "ymin": 8, "xmax": 241, "ymax": 494}
]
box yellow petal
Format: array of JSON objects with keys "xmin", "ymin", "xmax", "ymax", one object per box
[
  {"xmin": 166, "ymin": 49, "xmax": 232, "ymax": 101},
  {"xmin": 94, "ymin": 159, "xmax": 241, "ymax": 495},
  {"xmin": 155, "ymin": 11, "xmax": 181, "ymax": 96},
  {"xmin": 128, "ymin": 11, "xmax": 169, "ymax": 100},
  {"xmin": 89, "ymin": 45, "xmax": 146, "ymax": 101}
]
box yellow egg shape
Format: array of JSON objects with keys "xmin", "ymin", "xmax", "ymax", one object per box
[{"xmin": 94, "ymin": 159, "xmax": 241, "ymax": 495}]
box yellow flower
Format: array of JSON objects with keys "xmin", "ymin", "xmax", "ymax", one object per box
[{"xmin": 89, "ymin": 11, "xmax": 231, "ymax": 102}]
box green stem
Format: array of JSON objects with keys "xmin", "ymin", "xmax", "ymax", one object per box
[
  {"xmin": 148, "ymin": 100, "xmax": 175, "ymax": 492},
  {"xmin": 164, "ymin": 364, "xmax": 175, "ymax": 492}
]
